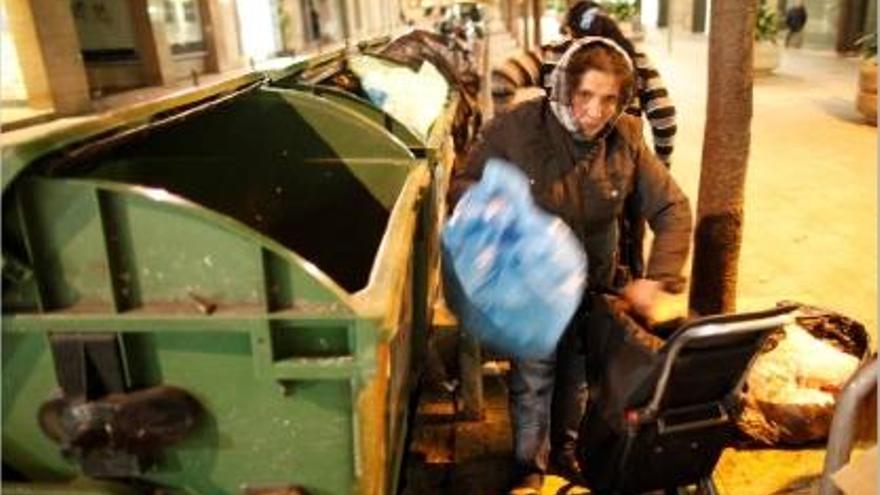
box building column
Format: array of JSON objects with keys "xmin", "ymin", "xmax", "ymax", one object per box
[
  {"xmin": 345, "ymin": 0, "xmax": 360, "ymax": 39},
  {"xmin": 672, "ymin": 0, "xmax": 695, "ymax": 34},
  {"xmin": 5, "ymin": 0, "xmax": 91, "ymax": 114},
  {"xmin": 337, "ymin": 0, "xmax": 351, "ymax": 39},
  {"xmin": 4, "ymin": 0, "xmax": 51, "ymax": 109},
  {"xmin": 129, "ymin": 0, "xmax": 175, "ymax": 85},
  {"xmin": 364, "ymin": 0, "xmax": 379, "ymax": 37},
  {"xmin": 200, "ymin": 0, "xmax": 245, "ymax": 71},
  {"xmin": 837, "ymin": 0, "xmax": 872, "ymax": 52},
  {"xmin": 278, "ymin": 0, "xmax": 307, "ymax": 54},
  {"xmin": 532, "ymin": 0, "xmax": 542, "ymax": 46},
  {"xmin": 691, "ymin": 0, "xmax": 708, "ymax": 32}
]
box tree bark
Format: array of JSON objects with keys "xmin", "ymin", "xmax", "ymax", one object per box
[{"xmin": 689, "ymin": 0, "xmax": 757, "ymax": 315}]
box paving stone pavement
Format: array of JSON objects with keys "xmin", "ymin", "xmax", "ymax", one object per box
[
  {"xmin": 640, "ymin": 30, "xmax": 877, "ymax": 495},
  {"xmin": 639, "ymin": 32, "xmax": 877, "ymax": 341}
]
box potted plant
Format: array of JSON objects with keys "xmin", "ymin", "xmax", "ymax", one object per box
[
  {"xmin": 754, "ymin": 0, "xmax": 780, "ymax": 74},
  {"xmin": 855, "ymin": 33, "xmax": 877, "ymax": 124},
  {"xmin": 601, "ymin": 0, "xmax": 642, "ymax": 42}
]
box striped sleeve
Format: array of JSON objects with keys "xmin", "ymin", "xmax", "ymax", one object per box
[{"xmin": 632, "ymin": 51, "xmax": 676, "ymax": 166}]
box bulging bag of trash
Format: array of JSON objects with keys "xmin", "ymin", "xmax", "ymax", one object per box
[
  {"xmin": 737, "ymin": 302, "xmax": 871, "ymax": 445},
  {"xmin": 441, "ymin": 159, "xmax": 587, "ymax": 359}
]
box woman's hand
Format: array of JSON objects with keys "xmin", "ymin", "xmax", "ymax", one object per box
[
  {"xmin": 621, "ymin": 278, "xmax": 662, "ymax": 318},
  {"xmin": 621, "ymin": 278, "xmax": 688, "ymax": 325}
]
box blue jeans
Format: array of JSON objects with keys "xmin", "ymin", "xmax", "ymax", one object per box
[{"xmin": 509, "ymin": 322, "xmax": 588, "ymax": 476}]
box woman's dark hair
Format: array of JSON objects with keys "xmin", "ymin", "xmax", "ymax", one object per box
[
  {"xmin": 562, "ymin": 0, "xmax": 637, "ymax": 60},
  {"xmin": 565, "ymin": 42, "xmax": 635, "ymax": 108}
]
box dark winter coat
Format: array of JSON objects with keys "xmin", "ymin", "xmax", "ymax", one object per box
[{"xmin": 448, "ymin": 97, "xmax": 692, "ymax": 292}]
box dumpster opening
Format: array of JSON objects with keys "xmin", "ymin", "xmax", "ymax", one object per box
[
  {"xmin": 83, "ymin": 158, "xmax": 388, "ymax": 294},
  {"xmin": 46, "ymin": 90, "xmax": 412, "ymax": 293}
]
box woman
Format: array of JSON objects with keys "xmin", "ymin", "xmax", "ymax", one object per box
[{"xmin": 449, "ymin": 38, "xmax": 692, "ymax": 494}]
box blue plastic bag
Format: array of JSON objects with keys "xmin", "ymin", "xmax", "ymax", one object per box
[{"xmin": 441, "ymin": 159, "xmax": 588, "ymax": 359}]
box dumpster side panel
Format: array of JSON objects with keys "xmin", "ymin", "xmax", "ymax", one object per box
[
  {"xmin": 140, "ymin": 331, "xmax": 355, "ymax": 495},
  {"xmin": 2, "ymin": 329, "xmax": 358, "ymax": 495},
  {"xmin": 353, "ymin": 320, "xmax": 386, "ymax": 495},
  {"xmin": 3, "ymin": 195, "xmax": 43, "ymax": 312},
  {"xmin": 2, "ymin": 332, "xmax": 70, "ymax": 479},
  {"xmin": 261, "ymin": 251, "xmax": 351, "ymax": 312},
  {"xmin": 351, "ymin": 166, "xmax": 431, "ymax": 495},
  {"xmin": 3, "ymin": 78, "xmax": 433, "ymax": 495},
  {"xmin": 16, "ymin": 180, "xmax": 115, "ymax": 311},
  {"xmin": 385, "ymin": 251, "xmax": 416, "ymax": 495},
  {"xmin": 100, "ymin": 191, "xmax": 267, "ymax": 311},
  {"xmin": 15, "ymin": 180, "xmax": 349, "ymax": 313},
  {"xmin": 80, "ymin": 158, "xmax": 406, "ymax": 294},
  {"xmin": 2, "ymin": 174, "xmax": 424, "ymax": 494}
]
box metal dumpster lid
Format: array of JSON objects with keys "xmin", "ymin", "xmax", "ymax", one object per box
[{"xmin": 1, "ymin": 73, "xmax": 264, "ymax": 193}]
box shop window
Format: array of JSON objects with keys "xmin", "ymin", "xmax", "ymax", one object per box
[
  {"xmin": 70, "ymin": 0, "xmax": 138, "ymax": 62},
  {"xmin": 165, "ymin": 0, "xmax": 206, "ymax": 54},
  {"xmin": 236, "ymin": 0, "xmax": 283, "ymax": 60},
  {"xmin": 301, "ymin": 0, "xmax": 322, "ymax": 42},
  {"xmin": 183, "ymin": 1, "xmax": 198, "ymax": 22},
  {"xmin": 164, "ymin": 0, "xmax": 176, "ymax": 23},
  {"xmin": 300, "ymin": 0, "xmax": 343, "ymax": 43},
  {"xmin": 1, "ymin": 2, "xmax": 28, "ymax": 104}
]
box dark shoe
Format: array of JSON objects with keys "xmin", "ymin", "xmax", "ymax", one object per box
[
  {"xmin": 508, "ymin": 472, "xmax": 543, "ymax": 495},
  {"xmin": 549, "ymin": 450, "xmax": 585, "ymax": 485}
]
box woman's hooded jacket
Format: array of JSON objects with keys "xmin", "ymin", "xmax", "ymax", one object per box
[{"xmin": 449, "ymin": 37, "xmax": 692, "ymax": 292}]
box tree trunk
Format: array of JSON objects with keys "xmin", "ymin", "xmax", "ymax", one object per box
[{"xmin": 688, "ymin": 0, "xmax": 757, "ymax": 315}]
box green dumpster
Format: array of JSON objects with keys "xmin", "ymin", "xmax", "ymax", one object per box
[
  {"xmin": 268, "ymin": 46, "xmax": 455, "ymax": 158},
  {"xmin": 2, "ymin": 75, "xmax": 432, "ymax": 495},
  {"xmin": 268, "ymin": 41, "xmax": 476, "ymax": 335},
  {"xmin": 265, "ymin": 37, "xmax": 486, "ymax": 420}
]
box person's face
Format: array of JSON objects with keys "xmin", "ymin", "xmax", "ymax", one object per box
[{"xmin": 570, "ymin": 69, "xmax": 621, "ymax": 138}]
